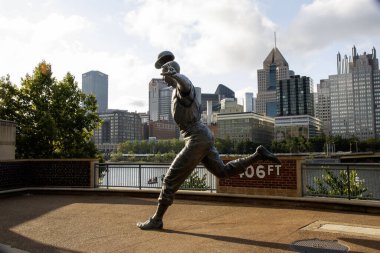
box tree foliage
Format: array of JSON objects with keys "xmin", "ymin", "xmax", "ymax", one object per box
[
  {"xmin": 180, "ymin": 171, "xmax": 210, "ymax": 191},
  {"xmin": 0, "ymin": 61, "xmax": 101, "ymax": 158},
  {"xmin": 111, "ymin": 137, "xmax": 266, "ymax": 162},
  {"xmin": 215, "ymin": 138, "xmax": 261, "ymax": 154},
  {"xmin": 270, "ymin": 134, "xmax": 380, "ymax": 153},
  {"xmin": 117, "ymin": 139, "xmax": 184, "ymax": 155},
  {"xmin": 306, "ymin": 169, "xmax": 372, "ymax": 198},
  {"xmin": 111, "ymin": 139, "xmax": 184, "ymax": 162}
]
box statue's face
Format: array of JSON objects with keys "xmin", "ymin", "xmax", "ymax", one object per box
[
  {"xmin": 161, "ymin": 61, "xmax": 179, "ymax": 88},
  {"xmin": 162, "ymin": 63, "xmax": 176, "ymax": 75}
]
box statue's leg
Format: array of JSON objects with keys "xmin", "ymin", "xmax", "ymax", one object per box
[
  {"xmin": 202, "ymin": 145, "xmax": 280, "ymax": 178},
  {"xmin": 158, "ymin": 144, "xmax": 209, "ymax": 205},
  {"xmin": 137, "ymin": 142, "xmax": 209, "ymax": 230}
]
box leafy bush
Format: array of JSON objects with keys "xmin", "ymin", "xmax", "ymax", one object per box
[
  {"xmin": 306, "ymin": 169, "xmax": 372, "ymax": 198},
  {"xmin": 180, "ymin": 171, "xmax": 210, "ymax": 191}
]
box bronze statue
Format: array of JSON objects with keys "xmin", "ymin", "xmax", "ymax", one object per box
[{"xmin": 137, "ymin": 51, "xmax": 280, "ymax": 230}]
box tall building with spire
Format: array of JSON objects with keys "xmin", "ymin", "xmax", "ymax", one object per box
[
  {"xmin": 256, "ymin": 46, "xmax": 290, "ymax": 117},
  {"xmin": 328, "ymin": 46, "xmax": 380, "ymax": 140}
]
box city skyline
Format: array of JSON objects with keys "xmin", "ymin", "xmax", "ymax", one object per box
[{"xmin": 1, "ymin": 0, "xmax": 380, "ymax": 113}]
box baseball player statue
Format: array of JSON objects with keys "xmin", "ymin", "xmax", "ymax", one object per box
[{"xmin": 137, "ymin": 51, "xmax": 280, "ymax": 230}]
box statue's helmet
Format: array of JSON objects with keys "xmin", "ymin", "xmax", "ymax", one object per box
[{"xmin": 155, "ymin": 51, "xmax": 175, "ymax": 69}]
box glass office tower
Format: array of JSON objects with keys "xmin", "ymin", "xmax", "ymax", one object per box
[{"xmin": 82, "ymin": 71, "xmax": 108, "ymax": 113}]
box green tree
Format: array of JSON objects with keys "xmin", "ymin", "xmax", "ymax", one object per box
[
  {"xmin": 0, "ymin": 75, "xmax": 21, "ymax": 122},
  {"xmin": 215, "ymin": 137, "xmax": 234, "ymax": 154},
  {"xmin": 306, "ymin": 169, "xmax": 372, "ymax": 198},
  {"xmin": 180, "ymin": 171, "xmax": 210, "ymax": 191},
  {"xmin": 0, "ymin": 61, "xmax": 101, "ymax": 158},
  {"xmin": 308, "ymin": 134, "xmax": 326, "ymax": 152}
]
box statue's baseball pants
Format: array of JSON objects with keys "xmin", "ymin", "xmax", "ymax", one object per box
[{"xmin": 158, "ymin": 122, "xmax": 251, "ymax": 206}]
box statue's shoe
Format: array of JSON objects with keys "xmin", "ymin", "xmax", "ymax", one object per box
[
  {"xmin": 137, "ymin": 217, "xmax": 163, "ymax": 230},
  {"xmin": 256, "ymin": 145, "xmax": 281, "ymax": 164}
]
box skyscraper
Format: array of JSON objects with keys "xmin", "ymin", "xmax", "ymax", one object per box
[
  {"xmin": 274, "ymin": 75, "xmax": 320, "ymax": 141},
  {"xmin": 329, "ymin": 46, "xmax": 380, "ymax": 140},
  {"xmin": 316, "ymin": 79, "xmax": 331, "ymax": 136},
  {"xmin": 215, "ymin": 84, "xmax": 235, "ymax": 99},
  {"xmin": 244, "ymin": 92, "xmax": 254, "ymax": 112},
  {"xmin": 277, "ymin": 75, "xmax": 314, "ymax": 116},
  {"xmin": 149, "ymin": 78, "xmax": 172, "ymax": 122},
  {"xmin": 256, "ymin": 47, "xmax": 290, "ymax": 117},
  {"xmin": 82, "ymin": 71, "xmax": 108, "ymax": 113},
  {"xmin": 148, "ymin": 78, "xmax": 179, "ymax": 139},
  {"xmin": 201, "ymin": 84, "xmax": 235, "ymax": 112}
]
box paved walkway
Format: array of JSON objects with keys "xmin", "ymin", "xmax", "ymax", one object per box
[{"xmin": 0, "ymin": 193, "xmax": 379, "ymax": 253}]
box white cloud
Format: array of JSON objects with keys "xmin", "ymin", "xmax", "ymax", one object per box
[
  {"xmin": 276, "ymin": 0, "xmax": 380, "ymax": 84},
  {"xmin": 0, "ymin": 13, "xmax": 91, "ymax": 80},
  {"xmin": 0, "ymin": 12, "xmax": 152, "ymax": 112},
  {"xmin": 124, "ymin": 0, "xmax": 276, "ymax": 77},
  {"xmin": 3, "ymin": 0, "xmax": 379, "ymax": 113},
  {"xmin": 50, "ymin": 49, "xmax": 154, "ymax": 111},
  {"xmin": 286, "ymin": 0, "xmax": 380, "ymax": 51}
]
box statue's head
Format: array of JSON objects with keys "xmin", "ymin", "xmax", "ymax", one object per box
[
  {"xmin": 161, "ymin": 61, "xmax": 180, "ymax": 88},
  {"xmin": 162, "ymin": 61, "xmax": 180, "ymax": 74},
  {"xmin": 155, "ymin": 51, "xmax": 175, "ymax": 69}
]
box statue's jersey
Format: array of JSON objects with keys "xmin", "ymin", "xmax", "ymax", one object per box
[{"xmin": 171, "ymin": 76, "xmax": 201, "ymax": 132}]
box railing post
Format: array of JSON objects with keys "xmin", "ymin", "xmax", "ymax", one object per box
[
  {"xmin": 94, "ymin": 162, "xmax": 98, "ymax": 188},
  {"xmin": 347, "ymin": 165, "xmax": 350, "ymax": 200},
  {"xmin": 93, "ymin": 163, "xmax": 96, "ymax": 188},
  {"xmin": 209, "ymin": 171, "xmax": 213, "ymax": 193},
  {"xmin": 139, "ymin": 164, "xmax": 142, "ymax": 190},
  {"xmin": 106, "ymin": 164, "xmax": 109, "ymax": 189}
]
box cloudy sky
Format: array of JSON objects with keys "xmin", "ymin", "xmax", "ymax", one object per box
[{"xmin": 1, "ymin": 0, "xmax": 380, "ymax": 112}]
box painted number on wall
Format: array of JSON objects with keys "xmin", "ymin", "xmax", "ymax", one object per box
[{"xmin": 239, "ymin": 165, "xmax": 282, "ymax": 179}]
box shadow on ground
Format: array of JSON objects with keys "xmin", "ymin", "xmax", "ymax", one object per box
[
  {"xmin": 339, "ymin": 237, "xmax": 380, "ymax": 251},
  {"xmin": 0, "ymin": 194, "xmax": 155, "ymax": 253},
  {"xmin": 161, "ymin": 229, "xmax": 292, "ymax": 251}
]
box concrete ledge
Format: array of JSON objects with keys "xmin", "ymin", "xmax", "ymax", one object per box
[{"xmin": 1, "ymin": 187, "xmax": 379, "ymax": 214}]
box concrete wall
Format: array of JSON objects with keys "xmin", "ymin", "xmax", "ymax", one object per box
[{"xmin": 0, "ymin": 120, "xmax": 16, "ymax": 160}]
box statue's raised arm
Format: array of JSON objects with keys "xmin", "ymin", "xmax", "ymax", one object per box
[
  {"xmin": 161, "ymin": 61, "xmax": 192, "ymax": 96},
  {"xmin": 154, "ymin": 50, "xmax": 192, "ymax": 95}
]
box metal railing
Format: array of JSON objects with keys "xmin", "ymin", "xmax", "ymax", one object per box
[
  {"xmin": 95, "ymin": 163, "xmax": 217, "ymax": 192},
  {"xmin": 302, "ymin": 162, "xmax": 380, "ymax": 200}
]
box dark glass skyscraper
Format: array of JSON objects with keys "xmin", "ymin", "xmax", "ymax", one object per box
[
  {"xmin": 82, "ymin": 71, "xmax": 108, "ymax": 113},
  {"xmin": 277, "ymin": 75, "xmax": 314, "ymax": 116},
  {"xmin": 215, "ymin": 84, "xmax": 235, "ymax": 99}
]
